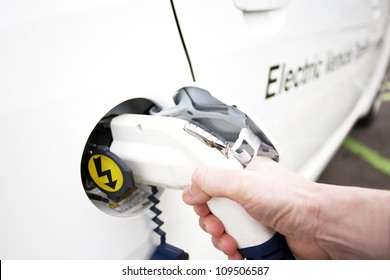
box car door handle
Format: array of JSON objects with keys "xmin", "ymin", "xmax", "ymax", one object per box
[{"xmin": 234, "ymin": 0, "xmax": 290, "ymax": 12}]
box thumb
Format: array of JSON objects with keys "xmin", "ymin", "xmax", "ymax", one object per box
[{"xmin": 182, "ymin": 166, "xmax": 245, "ymax": 206}]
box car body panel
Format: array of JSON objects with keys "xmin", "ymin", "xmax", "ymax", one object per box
[
  {"xmin": 0, "ymin": 0, "xmax": 389, "ymax": 259},
  {"xmin": 0, "ymin": 0, "xmax": 192, "ymax": 259},
  {"xmin": 173, "ymin": 0, "xmax": 390, "ymax": 176},
  {"xmin": 159, "ymin": 0, "xmax": 390, "ymax": 259}
]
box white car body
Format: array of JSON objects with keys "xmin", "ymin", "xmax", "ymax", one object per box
[{"xmin": 1, "ymin": 0, "xmax": 389, "ymax": 259}]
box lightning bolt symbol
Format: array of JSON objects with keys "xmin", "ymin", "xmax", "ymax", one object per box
[{"xmin": 93, "ymin": 156, "xmax": 117, "ymax": 189}]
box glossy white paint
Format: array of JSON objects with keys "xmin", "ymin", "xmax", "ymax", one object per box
[
  {"xmin": 0, "ymin": 0, "xmax": 389, "ymax": 259},
  {"xmin": 173, "ymin": 0, "xmax": 390, "ymax": 177},
  {"xmin": 0, "ymin": 0, "xmax": 191, "ymax": 259}
]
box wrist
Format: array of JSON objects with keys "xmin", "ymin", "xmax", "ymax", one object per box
[{"xmin": 316, "ymin": 184, "xmax": 390, "ymax": 259}]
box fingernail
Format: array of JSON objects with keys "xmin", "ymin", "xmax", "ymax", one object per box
[
  {"xmin": 217, "ymin": 240, "xmax": 222, "ymax": 251},
  {"xmin": 201, "ymin": 220, "xmax": 208, "ymax": 232},
  {"xmin": 182, "ymin": 187, "xmax": 193, "ymax": 203},
  {"xmin": 187, "ymin": 186, "xmax": 194, "ymax": 198}
]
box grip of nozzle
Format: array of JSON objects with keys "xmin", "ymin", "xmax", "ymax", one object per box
[{"xmin": 207, "ymin": 197, "xmax": 294, "ymax": 260}]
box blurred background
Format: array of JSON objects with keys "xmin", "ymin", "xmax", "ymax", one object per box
[{"xmin": 318, "ymin": 70, "xmax": 390, "ymax": 191}]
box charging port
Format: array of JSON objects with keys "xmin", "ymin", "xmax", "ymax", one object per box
[{"xmin": 80, "ymin": 98, "xmax": 159, "ymax": 217}]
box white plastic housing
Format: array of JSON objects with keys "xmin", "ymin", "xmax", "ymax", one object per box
[{"xmin": 110, "ymin": 114, "xmax": 275, "ymax": 248}]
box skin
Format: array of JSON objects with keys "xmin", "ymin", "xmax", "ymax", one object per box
[{"xmin": 182, "ymin": 156, "xmax": 390, "ymax": 260}]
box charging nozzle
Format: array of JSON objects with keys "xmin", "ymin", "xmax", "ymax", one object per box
[
  {"xmin": 97, "ymin": 86, "xmax": 292, "ymax": 260},
  {"xmin": 151, "ymin": 86, "xmax": 279, "ymax": 165},
  {"xmin": 109, "ymin": 114, "xmax": 243, "ymax": 190}
]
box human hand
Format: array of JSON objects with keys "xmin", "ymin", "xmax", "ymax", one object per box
[
  {"xmin": 183, "ymin": 156, "xmax": 390, "ymax": 259},
  {"xmin": 182, "ymin": 156, "xmax": 329, "ymax": 259}
]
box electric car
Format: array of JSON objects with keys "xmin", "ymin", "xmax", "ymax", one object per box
[{"xmin": 1, "ymin": 0, "xmax": 389, "ymax": 259}]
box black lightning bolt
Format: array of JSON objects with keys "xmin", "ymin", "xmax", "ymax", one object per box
[{"xmin": 93, "ymin": 156, "xmax": 117, "ymax": 189}]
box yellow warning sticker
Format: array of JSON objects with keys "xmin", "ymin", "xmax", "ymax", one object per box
[{"xmin": 88, "ymin": 154, "xmax": 123, "ymax": 193}]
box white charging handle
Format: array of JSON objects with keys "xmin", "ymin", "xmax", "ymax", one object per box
[{"xmin": 109, "ymin": 114, "xmax": 288, "ymax": 255}]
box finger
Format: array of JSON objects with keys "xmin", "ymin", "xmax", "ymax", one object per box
[
  {"xmin": 212, "ymin": 233, "xmax": 239, "ymax": 257},
  {"xmin": 199, "ymin": 214, "xmax": 225, "ymax": 237},
  {"xmin": 183, "ymin": 166, "xmax": 244, "ymax": 205},
  {"xmin": 228, "ymin": 251, "xmax": 244, "ymax": 260},
  {"xmin": 193, "ymin": 204, "xmax": 210, "ymax": 217}
]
